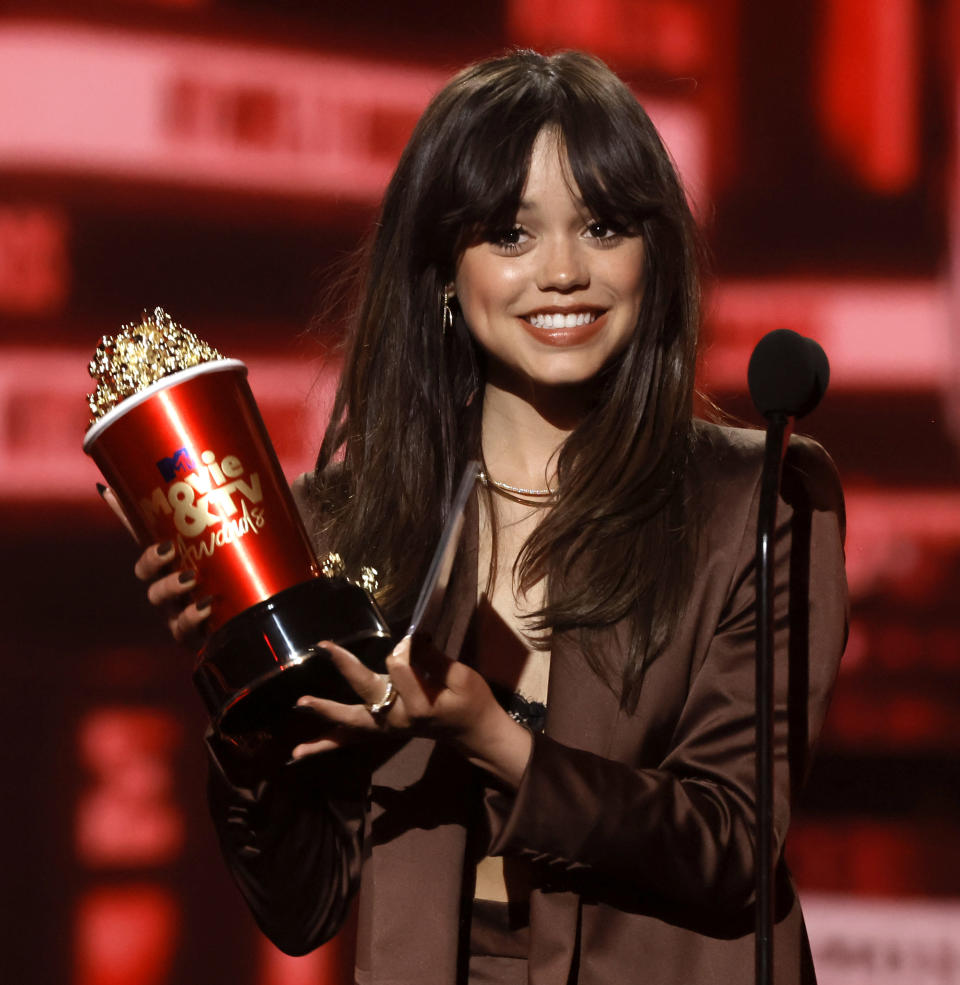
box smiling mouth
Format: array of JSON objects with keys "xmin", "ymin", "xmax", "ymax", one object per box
[
  {"xmin": 519, "ymin": 309, "xmax": 608, "ymax": 347},
  {"xmin": 524, "ymin": 310, "xmax": 602, "ymax": 330}
]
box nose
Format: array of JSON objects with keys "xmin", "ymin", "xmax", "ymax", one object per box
[{"xmin": 535, "ymin": 235, "xmax": 589, "ymax": 293}]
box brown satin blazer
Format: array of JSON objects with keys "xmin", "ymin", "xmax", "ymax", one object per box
[{"xmin": 208, "ymin": 423, "xmax": 848, "ymax": 985}]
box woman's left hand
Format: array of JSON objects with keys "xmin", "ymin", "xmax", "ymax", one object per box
[{"xmin": 292, "ymin": 636, "xmax": 533, "ymax": 790}]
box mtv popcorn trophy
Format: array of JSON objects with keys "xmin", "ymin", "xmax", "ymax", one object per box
[{"xmin": 83, "ymin": 308, "xmax": 392, "ymax": 741}]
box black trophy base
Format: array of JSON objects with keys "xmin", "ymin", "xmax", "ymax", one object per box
[{"xmin": 193, "ymin": 577, "xmax": 394, "ymax": 738}]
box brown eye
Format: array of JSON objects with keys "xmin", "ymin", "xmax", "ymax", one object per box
[
  {"xmin": 586, "ymin": 221, "xmax": 617, "ymax": 239},
  {"xmin": 585, "ymin": 220, "xmax": 626, "ymax": 248},
  {"xmin": 490, "ymin": 225, "xmax": 529, "ymax": 253},
  {"xmin": 494, "ymin": 226, "xmax": 523, "ymax": 246}
]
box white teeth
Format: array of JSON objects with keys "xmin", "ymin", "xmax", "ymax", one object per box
[{"xmin": 528, "ymin": 311, "xmax": 598, "ymax": 329}]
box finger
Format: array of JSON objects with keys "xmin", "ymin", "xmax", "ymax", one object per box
[
  {"xmin": 386, "ymin": 636, "xmax": 428, "ymax": 694},
  {"xmin": 410, "ymin": 632, "xmax": 454, "ymax": 680},
  {"xmin": 386, "ymin": 634, "xmax": 412, "ymax": 669},
  {"xmin": 97, "ymin": 484, "xmax": 139, "ymax": 542},
  {"xmin": 290, "ymin": 737, "xmax": 343, "ymax": 759},
  {"xmin": 295, "ymin": 694, "xmax": 376, "ymax": 728},
  {"xmin": 168, "ymin": 596, "xmax": 212, "ymax": 644},
  {"xmin": 317, "ymin": 640, "xmax": 388, "ymax": 705},
  {"xmin": 134, "ymin": 541, "xmax": 177, "ymax": 582},
  {"xmin": 387, "ymin": 634, "xmax": 449, "ymax": 700},
  {"xmin": 147, "ymin": 568, "xmax": 196, "ymax": 607}
]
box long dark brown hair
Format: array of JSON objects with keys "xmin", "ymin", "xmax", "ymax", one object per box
[{"xmin": 313, "ymin": 50, "xmax": 703, "ymax": 710}]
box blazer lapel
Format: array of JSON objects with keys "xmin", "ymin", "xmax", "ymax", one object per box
[
  {"xmin": 545, "ymin": 620, "xmax": 627, "ymax": 756},
  {"xmin": 525, "ymin": 622, "xmax": 629, "ymax": 984},
  {"xmin": 359, "ymin": 490, "xmax": 481, "ymax": 984}
]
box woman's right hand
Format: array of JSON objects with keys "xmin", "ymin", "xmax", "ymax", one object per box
[
  {"xmin": 133, "ymin": 541, "xmax": 212, "ymax": 646},
  {"xmin": 99, "ymin": 483, "xmax": 211, "ymax": 648}
]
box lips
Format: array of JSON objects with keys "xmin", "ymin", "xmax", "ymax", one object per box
[{"xmin": 520, "ymin": 309, "xmax": 608, "ymax": 347}]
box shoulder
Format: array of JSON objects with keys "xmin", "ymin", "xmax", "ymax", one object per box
[
  {"xmin": 690, "ymin": 419, "xmax": 764, "ymax": 470},
  {"xmin": 688, "ymin": 420, "xmax": 767, "ymax": 503},
  {"xmin": 689, "ymin": 419, "xmax": 844, "ymax": 535}
]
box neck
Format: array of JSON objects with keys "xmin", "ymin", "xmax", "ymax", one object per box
[{"xmin": 480, "ymin": 379, "xmax": 591, "ymax": 490}]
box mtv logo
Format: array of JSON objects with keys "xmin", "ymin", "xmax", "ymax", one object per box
[{"xmin": 156, "ymin": 447, "xmax": 195, "ymax": 482}]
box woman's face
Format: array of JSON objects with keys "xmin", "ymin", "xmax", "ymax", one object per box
[{"xmin": 454, "ymin": 129, "xmax": 645, "ymax": 392}]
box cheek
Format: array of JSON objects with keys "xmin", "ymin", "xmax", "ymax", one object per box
[
  {"xmin": 454, "ymin": 285, "xmax": 485, "ymax": 339},
  {"xmin": 613, "ymin": 244, "xmax": 646, "ymax": 307},
  {"xmin": 453, "ymin": 259, "xmax": 483, "ymax": 321},
  {"xmin": 455, "ymin": 256, "xmax": 526, "ymax": 319}
]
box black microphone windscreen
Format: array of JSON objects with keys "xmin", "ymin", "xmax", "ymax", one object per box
[{"xmin": 747, "ymin": 329, "xmax": 830, "ymax": 419}]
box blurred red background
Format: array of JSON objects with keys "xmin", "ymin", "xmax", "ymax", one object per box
[{"xmin": 2, "ymin": 1, "xmax": 959, "ymax": 983}]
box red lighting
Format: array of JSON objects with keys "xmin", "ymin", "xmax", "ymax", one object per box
[
  {"xmin": 74, "ymin": 885, "xmax": 179, "ymax": 985},
  {"xmin": 116, "ymin": 0, "xmax": 209, "ymax": 7},
  {"xmin": 707, "ymin": 280, "xmax": 949, "ymax": 391},
  {"xmin": 0, "ymin": 24, "xmax": 443, "ymax": 200},
  {"xmin": 842, "ymin": 491, "xmax": 960, "ymax": 596},
  {"xmin": 508, "ymin": 0, "xmax": 706, "ymax": 75},
  {"xmin": 816, "ymin": 0, "xmax": 919, "ymax": 193},
  {"xmin": 75, "ymin": 708, "xmax": 184, "ymax": 867},
  {"xmin": 258, "ymin": 936, "xmax": 347, "ymax": 985},
  {"xmin": 802, "ymin": 890, "xmax": 960, "ymax": 973},
  {"xmin": 0, "ymin": 205, "xmax": 69, "ymax": 315}
]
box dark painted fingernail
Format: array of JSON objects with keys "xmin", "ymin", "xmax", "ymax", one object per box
[
  {"xmin": 157, "ymin": 541, "xmax": 174, "ymax": 557},
  {"xmin": 178, "ymin": 570, "xmax": 196, "ymax": 584},
  {"xmin": 95, "ymin": 482, "xmax": 107, "ymax": 498},
  {"xmin": 196, "ymin": 595, "xmax": 213, "ymax": 610}
]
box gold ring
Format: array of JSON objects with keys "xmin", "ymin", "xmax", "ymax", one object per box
[{"xmin": 366, "ymin": 678, "xmax": 397, "ymax": 718}]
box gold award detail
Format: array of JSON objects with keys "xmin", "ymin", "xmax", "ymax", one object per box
[{"xmin": 86, "ymin": 306, "xmax": 224, "ymax": 425}]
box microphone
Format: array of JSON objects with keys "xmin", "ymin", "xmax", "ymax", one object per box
[
  {"xmin": 747, "ymin": 328, "xmax": 831, "ymax": 985},
  {"xmin": 747, "ymin": 328, "xmax": 830, "ymax": 419}
]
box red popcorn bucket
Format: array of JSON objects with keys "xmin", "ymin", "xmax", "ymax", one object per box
[
  {"xmin": 84, "ymin": 325, "xmax": 392, "ymax": 739},
  {"xmin": 84, "ymin": 360, "xmax": 318, "ymax": 631}
]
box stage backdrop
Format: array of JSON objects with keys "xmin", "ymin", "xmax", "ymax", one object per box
[{"xmin": 2, "ymin": 2, "xmax": 959, "ymax": 983}]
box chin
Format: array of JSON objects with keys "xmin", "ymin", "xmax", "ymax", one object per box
[
  {"xmin": 529, "ymin": 349, "xmax": 622, "ymax": 386},
  {"xmin": 520, "ymin": 363, "xmax": 609, "ymax": 390}
]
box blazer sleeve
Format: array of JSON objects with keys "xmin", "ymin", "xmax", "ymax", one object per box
[
  {"xmin": 204, "ymin": 470, "xmax": 367, "ymax": 955},
  {"xmin": 205, "ymin": 727, "xmax": 368, "ymax": 955},
  {"xmin": 483, "ymin": 435, "xmax": 848, "ymax": 910}
]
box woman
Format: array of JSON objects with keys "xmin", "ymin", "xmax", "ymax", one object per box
[{"xmin": 134, "ymin": 50, "xmax": 847, "ymax": 984}]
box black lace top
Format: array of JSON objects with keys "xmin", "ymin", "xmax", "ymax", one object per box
[{"xmin": 488, "ymin": 681, "xmax": 547, "ymax": 733}]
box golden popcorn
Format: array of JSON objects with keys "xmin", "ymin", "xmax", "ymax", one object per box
[{"xmin": 86, "ymin": 307, "xmax": 224, "ymax": 424}]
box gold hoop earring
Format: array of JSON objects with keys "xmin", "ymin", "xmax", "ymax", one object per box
[{"xmin": 441, "ymin": 287, "xmax": 455, "ymax": 336}]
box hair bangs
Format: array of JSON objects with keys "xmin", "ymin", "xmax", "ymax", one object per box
[
  {"xmin": 558, "ymin": 105, "xmax": 670, "ymax": 236},
  {"xmin": 436, "ymin": 94, "xmax": 554, "ymax": 258},
  {"xmin": 434, "ymin": 51, "xmax": 673, "ymax": 258}
]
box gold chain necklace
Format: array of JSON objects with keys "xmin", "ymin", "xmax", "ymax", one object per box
[{"xmin": 478, "ymin": 470, "xmax": 555, "ymax": 499}]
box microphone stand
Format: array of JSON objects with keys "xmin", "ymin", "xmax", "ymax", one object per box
[
  {"xmin": 747, "ymin": 327, "xmax": 829, "ymax": 984},
  {"xmin": 755, "ymin": 411, "xmax": 791, "ymax": 985}
]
